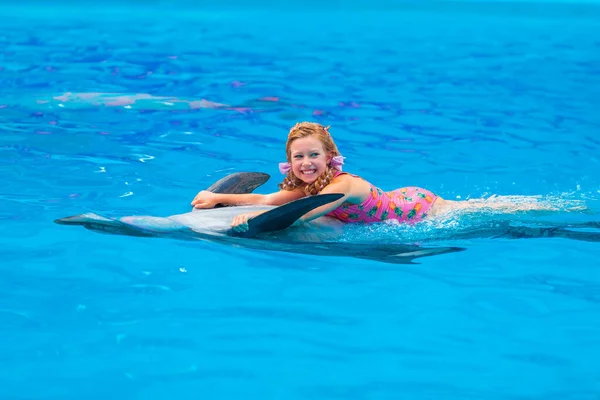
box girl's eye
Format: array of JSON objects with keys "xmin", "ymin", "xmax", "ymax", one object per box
[{"xmin": 311, "ymin": 153, "xmax": 319, "ymax": 157}]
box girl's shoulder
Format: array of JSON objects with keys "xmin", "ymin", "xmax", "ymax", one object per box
[
  {"xmin": 332, "ymin": 170, "xmax": 359, "ymax": 180},
  {"xmin": 330, "ymin": 171, "xmax": 373, "ymax": 203},
  {"xmin": 332, "ymin": 171, "xmax": 368, "ymax": 184}
]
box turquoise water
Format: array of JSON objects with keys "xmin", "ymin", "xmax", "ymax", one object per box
[{"xmin": 2, "ymin": 3, "xmax": 600, "ymax": 399}]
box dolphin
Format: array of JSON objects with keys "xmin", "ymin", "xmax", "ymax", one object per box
[
  {"xmin": 54, "ymin": 172, "xmax": 600, "ymax": 264},
  {"xmin": 54, "ymin": 172, "xmax": 467, "ymax": 264}
]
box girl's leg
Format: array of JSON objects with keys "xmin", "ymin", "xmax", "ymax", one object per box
[{"xmin": 428, "ymin": 195, "xmax": 561, "ymax": 218}]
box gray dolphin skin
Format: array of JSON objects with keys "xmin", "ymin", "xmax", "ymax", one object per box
[
  {"xmin": 54, "ymin": 172, "xmax": 466, "ymax": 264},
  {"xmin": 55, "ymin": 172, "xmax": 599, "ymax": 264}
]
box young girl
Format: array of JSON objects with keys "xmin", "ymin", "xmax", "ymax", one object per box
[{"xmin": 191, "ymin": 122, "xmax": 558, "ymax": 233}]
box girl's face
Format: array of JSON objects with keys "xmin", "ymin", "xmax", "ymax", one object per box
[{"xmin": 289, "ymin": 135, "xmax": 332, "ymax": 184}]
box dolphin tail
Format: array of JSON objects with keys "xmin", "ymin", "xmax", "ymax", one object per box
[
  {"xmin": 296, "ymin": 242, "xmax": 467, "ymax": 264},
  {"xmin": 499, "ymin": 223, "xmax": 600, "ymax": 242}
]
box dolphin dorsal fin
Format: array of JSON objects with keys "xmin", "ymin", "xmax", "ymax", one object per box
[
  {"xmin": 229, "ymin": 193, "xmax": 344, "ymax": 238},
  {"xmin": 206, "ymin": 172, "xmax": 270, "ymax": 194},
  {"xmin": 203, "ymin": 172, "xmax": 271, "ymax": 209}
]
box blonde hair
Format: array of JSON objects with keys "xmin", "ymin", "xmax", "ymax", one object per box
[{"xmin": 278, "ymin": 122, "xmax": 341, "ymax": 196}]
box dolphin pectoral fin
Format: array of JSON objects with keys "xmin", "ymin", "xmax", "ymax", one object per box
[
  {"xmin": 206, "ymin": 172, "xmax": 270, "ymax": 195},
  {"xmin": 230, "ymin": 193, "xmax": 345, "ymax": 238}
]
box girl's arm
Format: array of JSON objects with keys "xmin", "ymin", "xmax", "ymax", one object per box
[
  {"xmin": 297, "ymin": 175, "xmax": 372, "ymax": 223},
  {"xmin": 192, "ymin": 188, "xmax": 305, "ymax": 208},
  {"xmin": 295, "ymin": 180, "xmax": 351, "ymax": 223},
  {"xmin": 229, "ymin": 176, "xmax": 369, "ymax": 233}
]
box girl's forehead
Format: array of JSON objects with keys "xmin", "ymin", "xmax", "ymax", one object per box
[{"xmin": 290, "ymin": 136, "xmax": 323, "ymax": 149}]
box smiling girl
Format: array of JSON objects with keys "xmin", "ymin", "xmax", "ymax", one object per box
[{"xmin": 191, "ymin": 122, "xmax": 557, "ymax": 232}]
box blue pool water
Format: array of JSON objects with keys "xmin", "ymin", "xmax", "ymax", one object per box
[{"xmin": 1, "ymin": 2, "xmax": 600, "ymax": 398}]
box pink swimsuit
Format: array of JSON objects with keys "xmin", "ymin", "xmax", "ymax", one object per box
[{"xmin": 325, "ymin": 172, "xmax": 438, "ymax": 224}]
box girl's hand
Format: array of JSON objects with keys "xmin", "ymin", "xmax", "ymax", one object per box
[
  {"xmin": 231, "ymin": 211, "xmax": 265, "ymax": 232},
  {"xmin": 191, "ymin": 191, "xmax": 219, "ymax": 209}
]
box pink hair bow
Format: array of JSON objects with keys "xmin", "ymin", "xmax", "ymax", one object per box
[
  {"xmin": 278, "ymin": 162, "xmax": 292, "ymax": 175},
  {"xmin": 278, "ymin": 155, "xmax": 345, "ymax": 175},
  {"xmin": 330, "ymin": 155, "xmax": 345, "ymax": 171}
]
